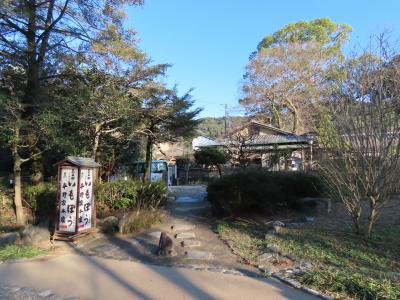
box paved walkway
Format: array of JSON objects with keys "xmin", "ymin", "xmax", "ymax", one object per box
[
  {"xmin": 78, "ymin": 185, "xmax": 248, "ymax": 271},
  {"xmin": 0, "ymin": 254, "xmax": 318, "ymax": 300},
  {"xmin": 0, "ymin": 185, "xmax": 319, "ymax": 299}
]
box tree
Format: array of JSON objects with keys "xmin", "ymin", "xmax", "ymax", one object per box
[
  {"xmin": 241, "ymin": 19, "xmax": 351, "ymax": 134},
  {"xmin": 256, "ymin": 18, "xmax": 351, "ymax": 56},
  {"xmin": 318, "ymin": 41, "xmax": 400, "ymax": 237},
  {"xmin": 0, "ymin": 0, "xmax": 143, "ymax": 224},
  {"xmin": 225, "ymin": 131, "xmax": 257, "ymax": 168},
  {"xmin": 53, "ymin": 65, "xmax": 137, "ymax": 160},
  {"xmin": 242, "ymin": 42, "xmax": 332, "ymax": 133},
  {"xmin": 0, "ymin": 65, "xmax": 60, "ymax": 226},
  {"xmin": 133, "ymin": 85, "xmax": 202, "ymax": 181},
  {"xmin": 194, "ymin": 148, "xmax": 228, "ymax": 177}
]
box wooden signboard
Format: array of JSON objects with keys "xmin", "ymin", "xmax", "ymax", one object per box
[{"xmin": 53, "ymin": 157, "xmax": 101, "ymax": 242}]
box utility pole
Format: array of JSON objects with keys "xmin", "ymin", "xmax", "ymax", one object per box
[{"xmin": 224, "ymin": 104, "xmax": 227, "ymax": 136}]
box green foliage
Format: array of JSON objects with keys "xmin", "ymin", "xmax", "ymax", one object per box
[
  {"xmin": 194, "ymin": 148, "xmax": 228, "ymax": 166},
  {"xmin": 118, "ymin": 209, "xmax": 163, "ymax": 234},
  {"xmin": 257, "ymin": 18, "xmax": 351, "ymax": 55},
  {"xmin": 272, "ymin": 228, "xmax": 400, "ymax": 299},
  {"xmin": 217, "ymin": 221, "xmax": 400, "ymax": 300},
  {"xmin": 137, "ymin": 181, "xmax": 169, "ymax": 209},
  {"xmin": 0, "ymin": 244, "xmax": 48, "ymax": 261},
  {"xmin": 23, "ymin": 182, "xmax": 57, "ymax": 219},
  {"xmin": 207, "ymin": 169, "xmax": 323, "ymax": 215},
  {"xmin": 95, "ymin": 178, "xmax": 168, "ymax": 212},
  {"xmin": 197, "ymin": 116, "xmax": 248, "ymax": 139}
]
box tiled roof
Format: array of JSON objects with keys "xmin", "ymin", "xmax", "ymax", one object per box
[{"xmin": 54, "ymin": 156, "xmax": 102, "ymax": 167}]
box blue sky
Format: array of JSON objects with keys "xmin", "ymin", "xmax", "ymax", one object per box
[{"xmin": 127, "ymin": 0, "xmax": 400, "ymax": 118}]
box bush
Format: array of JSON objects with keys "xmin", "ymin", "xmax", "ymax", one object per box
[
  {"xmin": 23, "ymin": 182, "xmax": 57, "ymax": 220},
  {"xmin": 95, "ymin": 178, "xmax": 168, "ymax": 213},
  {"xmin": 95, "ymin": 178, "xmax": 139, "ymax": 210},
  {"xmin": 207, "ymin": 169, "xmax": 323, "ymax": 215},
  {"xmin": 118, "ymin": 209, "xmax": 163, "ymax": 234}
]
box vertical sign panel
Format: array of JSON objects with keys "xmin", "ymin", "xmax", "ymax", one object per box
[
  {"xmin": 59, "ymin": 167, "xmax": 78, "ymax": 232},
  {"xmin": 78, "ymin": 168, "xmax": 93, "ymax": 231}
]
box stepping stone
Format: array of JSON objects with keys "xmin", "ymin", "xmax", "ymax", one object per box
[
  {"xmin": 148, "ymin": 231, "xmax": 162, "ymax": 239},
  {"xmin": 174, "ymin": 206, "xmax": 205, "ymax": 212},
  {"xmin": 175, "ymin": 232, "xmax": 196, "ymax": 239},
  {"xmin": 176, "ymin": 196, "xmax": 202, "ymax": 203},
  {"xmin": 181, "ymin": 240, "xmax": 201, "ymax": 248},
  {"xmin": 185, "ymin": 250, "xmax": 213, "ymax": 260},
  {"xmin": 171, "ymin": 224, "xmax": 196, "ymax": 231}
]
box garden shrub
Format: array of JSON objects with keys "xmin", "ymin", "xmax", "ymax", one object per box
[
  {"xmin": 207, "ymin": 169, "xmax": 323, "ymax": 215},
  {"xmin": 118, "ymin": 209, "xmax": 163, "ymax": 234},
  {"xmin": 137, "ymin": 181, "xmax": 168, "ymax": 210},
  {"xmin": 95, "ymin": 178, "xmax": 168, "ymax": 213},
  {"xmin": 23, "ymin": 182, "xmax": 57, "ymax": 220}
]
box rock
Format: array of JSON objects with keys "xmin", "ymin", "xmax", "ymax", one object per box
[
  {"xmin": 258, "ymin": 266, "xmax": 272, "ymax": 275},
  {"xmin": 272, "ymin": 274, "xmax": 302, "ymax": 288},
  {"xmin": 21, "ymin": 225, "xmax": 50, "ymax": 245},
  {"xmin": 207, "ymin": 267, "xmax": 225, "ymax": 273},
  {"xmin": 273, "ymin": 221, "xmax": 286, "ymax": 235},
  {"xmin": 181, "ymin": 240, "xmax": 201, "ymax": 248},
  {"xmin": 175, "ymin": 232, "xmax": 196, "ymax": 239},
  {"xmin": 304, "ymin": 216, "xmax": 315, "ymax": 223},
  {"xmin": 158, "ymin": 232, "xmax": 176, "ymax": 257},
  {"xmin": 301, "ymin": 287, "xmax": 321, "ymax": 297},
  {"xmin": 273, "ymin": 221, "xmax": 285, "ymax": 227},
  {"xmin": 171, "ymin": 224, "xmax": 196, "ymax": 231},
  {"xmin": 256, "ymin": 252, "xmax": 273, "ymax": 262},
  {"xmin": 301, "ymin": 261, "xmax": 313, "ymax": 269},
  {"xmin": 285, "ymin": 253, "xmax": 297, "ymax": 261},
  {"xmin": 38, "ymin": 290, "xmax": 53, "ymax": 297},
  {"xmin": 100, "ymin": 216, "xmax": 119, "ymax": 233},
  {"xmin": 20, "ymin": 287, "xmax": 34, "ymax": 295},
  {"xmin": 185, "ymin": 250, "xmax": 213, "ymax": 260},
  {"xmin": 0, "ymin": 232, "xmax": 20, "ymax": 246},
  {"xmin": 267, "ymin": 243, "xmax": 281, "ymax": 253}
]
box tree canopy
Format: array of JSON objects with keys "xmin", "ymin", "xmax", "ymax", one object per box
[{"xmin": 256, "ymin": 18, "xmax": 351, "ymax": 56}]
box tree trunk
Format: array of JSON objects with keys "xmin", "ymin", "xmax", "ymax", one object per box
[
  {"xmin": 13, "ymin": 156, "xmax": 25, "ymax": 226},
  {"xmin": 271, "ymin": 103, "xmax": 281, "ymax": 129},
  {"xmin": 92, "ymin": 124, "xmax": 101, "ymax": 159},
  {"xmin": 291, "ymin": 111, "xmax": 298, "ymax": 134},
  {"xmin": 25, "ymin": 0, "xmax": 39, "ymax": 115},
  {"xmin": 11, "ymin": 117, "xmax": 25, "ymax": 226},
  {"xmin": 366, "ymin": 202, "xmax": 378, "ymax": 237},
  {"xmin": 143, "ymin": 137, "xmax": 153, "ymax": 182},
  {"xmin": 216, "ymin": 164, "xmax": 222, "ymax": 177}
]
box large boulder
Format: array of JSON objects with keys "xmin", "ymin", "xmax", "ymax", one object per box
[
  {"xmin": 0, "ymin": 232, "xmax": 21, "ymax": 246},
  {"xmin": 158, "ymin": 232, "xmax": 176, "ymax": 257},
  {"xmin": 20, "ymin": 225, "xmax": 50, "ymax": 245}
]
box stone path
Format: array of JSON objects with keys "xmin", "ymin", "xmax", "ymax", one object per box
[
  {"xmin": 0, "ymin": 185, "xmax": 320, "ymax": 299},
  {"xmin": 77, "ymin": 185, "xmax": 252, "ymax": 273}
]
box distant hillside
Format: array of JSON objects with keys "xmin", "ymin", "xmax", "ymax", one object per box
[{"xmin": 196, "ymin": 116, "xmax": 249, "ymax": 139}]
